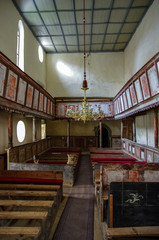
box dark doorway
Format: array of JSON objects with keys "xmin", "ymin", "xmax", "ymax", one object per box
[{"xmin": 98, "ymin": 126, "xmax": 110, "ymax": 148}]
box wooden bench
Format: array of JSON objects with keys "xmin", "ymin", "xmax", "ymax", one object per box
[
  {"xmin": 106, "ymin": 226, "xmax": 159, "ymax": 239},
  {"xmin": 0, "ymin": 170, "xmax": 64, "ymax": 239},
  {"xmin": 0, "ymin": 189, "xmax": 57, "ymax": 198},
  {"xmin": 0, "ymin": 226, "xmax": 41, "ymax": 238},
  {"xmin": 0, "ymin": 199, "xmax": 54, "ymax": 208},
  {"xmin": 0, "ymin": 211, "xmax": 48, "ymax": 220},
  {"xmin": 99, "ymin": 163, "xmax": 159, "ymax": 222},
  {"xmin": 0, "ymin": 211, "xmax": 48, "ymax": 239},
  {"xmin": 0, "ymin": 183, "xmax": 62, "ymax": 202}
]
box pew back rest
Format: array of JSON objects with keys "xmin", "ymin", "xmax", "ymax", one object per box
[
  {"xmin": 0, "ymin": 170, "xmax": 63, "ymax": 180},
  {"xmin": 101, "ymin": 163, "xmax": 159, "ymax": 192},
  {"xmin": 108, "ymin": 182, "xmax": 159, "ymax": 228}
]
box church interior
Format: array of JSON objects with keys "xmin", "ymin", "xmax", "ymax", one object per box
[{"xmin": 0, "ymin": 0, "xmax": 159, "ymax": 239}]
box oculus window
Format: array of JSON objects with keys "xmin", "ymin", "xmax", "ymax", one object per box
[
  {"xmin": 16, "ymin": 20, "xmax": 24, "ymax": 71},
  {"xmin": 17, "ymin": 120, "xmax": 26, "ymax": 142}
]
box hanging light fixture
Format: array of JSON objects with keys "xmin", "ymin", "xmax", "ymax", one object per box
[{"xmin": 66, "ymin": 0, "xmax": 105, "ymax": 123}]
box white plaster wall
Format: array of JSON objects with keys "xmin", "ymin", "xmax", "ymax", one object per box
[
  {"xmin": 46, "ymin": 119, "xmax": 121, "ymax": 136},
  {"xmin": 135, "ymin": 110, "xmax": 155, "ymax": 147},
  {"xmin": 46, "ymin": 52, "xmax": 124, "ymax": 98},
  {"xmin": 146, "ymin": 111, "xmax": 154, "ymax": 147},
  {"xmin": 124, "ymin": 0, "xmax": 159, "ymax": 82},
  {"xmin": 0, "ymin": 111, "xmax": 41, "ymax": 154},
  {"xmin": 136, "ymin": 115, "xmax": 147, "ymax": 145},
  {"xmin": 0, "ymin": 0, "xmax": 46, "ymax": 88}
]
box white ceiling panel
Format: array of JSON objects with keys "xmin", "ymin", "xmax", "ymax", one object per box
[
  {"xmin": 35, "ymin": 0, "xmax": 55, "ymax": 11},
  {"xmin": 93, "ymin": 10, "xmax": 109, "ymax": 23},
  {"xmin": 92, "ymin": 35, "xmax": 103, "ymax": 44},
  {"xmin": 31, "ymin": 26, "xmax": 49, "ymax": 36},
  {"xmin": 114, "ymin": 43, "xmax": 126, "ymax": 50},
  {"xmin": 126, "ymin": 8, "xmax": 146, "ymax": 22},
  {"xmin": 105, "ymin": 35, "xmax": 117, "ymax": 43},
  {"xmin": 76, "ymin": 11, "xmax": 92, "ymax": 24},
  {"xmin": 94, "ymin": 0, "xmax": 111, "ymax": 9},
  {"xmin": 91, "ymin": 44, "xmax": 102, "ymax": 51},
  {"xmin": 117, "ymin": 34, "xmax": 131, "ymax": 43},
  {"xmin": 62, "ymin": 25, "xmax": 77, "ymax": 35},
  {"xmin": 23, "ymin": 13, "xmax": 43, "ymax": 25},
  {"xmin": 52, "ymin": 36, "xmax": 65, "ymax": 45},
  {"xmin": 47, "ymin": 25, "xmax": 62, "ymax": 35},
  {"xmin": 14, "ymin": 0, "xmax": 36, "ymax": 11},
  {"xmin": 58, "ymin": 12, "xmax": 75, "ymax": 24},
  {"xmin": 113, "ymin": 0, "xmax": 131, "ymax": 8},
  {"xmin": 121, "ymin": 23, "xmax": 137, "ymax": 33},
  {"xmin": 110, "ymin": 9, "xmax": 128, "ymax": 22},
  {"xmin": 41, "ymin": 12, "xmax": 59, "ymax": 25},
  {"xmin": 132, "ymin": 0, "xmax": 152, "ymax": 7},
  {"xmin": 107, "ymin": 24, "xmax": 122, "ymax": 33},
  {"xmin": 55, "ymin": 0, "xmax": 72, "ymax": 10},
  {"xmin": 65, "ymin": 36, "xmax": 77, "ymax": 45},
  {"xmin": 92, "ymin": 24, "xmax": 106, "ymax": 34},
  {"xmin": 12, "ymin": 0, "xmax": 154, "ymax": 53},
  {"xmin": 103, "ymin": 44, "xmax": 114, "ymax": 50}
]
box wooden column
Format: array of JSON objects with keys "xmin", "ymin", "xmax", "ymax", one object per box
[
  {"xmin": 121, "ymin": 120, "xmax": 123, "ymax": 138},
  {"xmin": 8, "ymin": 113, "xmax": 13, "ymax": 148},
  {"xmin": 67, "ymin": 120, "xmax": 70, "ymax": 148},
  {"xmin": 99, "ymin": 120, "xmax": 102, "ymax": 148},
  {"xmin": 132, "ymin": 117, "xmax": 136, "ymax": 142},
  {"xmin": 154, "ymin": 110, "xmax": 158, "ymax": 148},
  {"xmin": 33, "ymin": 117, "xmax": 37, "ymax": 142}
]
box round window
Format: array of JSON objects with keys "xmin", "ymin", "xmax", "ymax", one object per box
[
  {"xmin": 38, "ymin": 45, "xmax": 43, "ymax": 63},
  {"xmin": 17, "ymin": 120, "xmax": 26, "ymax": 142}
]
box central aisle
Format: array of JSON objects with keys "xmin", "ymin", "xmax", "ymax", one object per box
[{"xmin": 52, "ymin": 154, "xmax": 94, "ymax": 240}]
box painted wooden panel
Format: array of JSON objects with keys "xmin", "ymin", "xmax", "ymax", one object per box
[
  {"xmin": 123, "ymin": 92, "xmax": 128, "ymax": 110},
  {"xmin": 50, "ymin": 101, "xmax": 53, "ymax": 115},
  {"xmin": 56, "ymin": 101, "xmax": 113, "ymax": 118},
  {"xmin": 47, "ymin": 99, "xmax": 50, "ymax": 114},
  {"xmin": 44, "ymin": 96, "xmax": 47, "ymax": 112},
  {"xmin": 157, "ymin": 61, "xmax": 159, "ymax": 73},
  {"xmin": 126, "ymin": 88, "xmax": 132, "ymax": 108},
  {"xmin": 33, "ymin": 88, "xmax": 39, "ymax": 110},
  {"xmin": 120, "ymin": 95, "xmax": 124, "ymax": 111},
  {"xmin": 130, "ymin": 84, "xmax": 137, "ymax": 105},
  {"xmin": 0, "ymin": 52, "xmax": 55, "ymax": 118},
  {"xmin": 39, "ymin": 93, "xmax": 44, "ymax": 111},
  {"xmin": 147, "ymin": 65, "xmax": 159, "ymax": 96},
  {"xmin": 154, "ymin": 153, "xmax": 159, "ymax": 163},
  {"xmin": 147, "ymin": 150, "xmax": 153, "ymax": 163},
  {"xmin": 26, "ymin": 84, "xmax": 33, "ymax": 107},
  {"xmin": 0, "ymin": 63, "xmax": 6, "ymax": 96},
  {"xmin": 140, "ymin": 73, "xmax": 150, "ymax": 100},
  {"xmin": 134, "ymin": 78, "xmax": 143, "ymax": 103},
  {"xmin": 17, "ymin": 78, "xmax": 27, "ymax": 105},
  {"xmin": 5, "ymin": 70, "xmax": 18, "ymax": 101}
]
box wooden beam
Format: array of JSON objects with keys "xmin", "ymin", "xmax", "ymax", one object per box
[{"xmin": 109, "ymin": 194, "xmax": 113, "ymax": 228}]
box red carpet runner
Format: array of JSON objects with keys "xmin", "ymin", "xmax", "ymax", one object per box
[{"xmin": 52, "ymin": 154, "xmax": 94, "ymax": 240}]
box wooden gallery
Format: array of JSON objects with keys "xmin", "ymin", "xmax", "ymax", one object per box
[{"xmin": 0, "ymin": 0, "xmax": 159, "ymax": 239}]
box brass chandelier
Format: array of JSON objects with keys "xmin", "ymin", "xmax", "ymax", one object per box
[{"xmin": 66, "ymin": 0, "xmax": 105, "ymax": 123}]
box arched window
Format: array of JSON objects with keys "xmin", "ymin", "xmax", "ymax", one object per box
[
  {"xmin": 38, "ymin": 45, "xmax": 43, "ymax": 63},
  {"xmin": 16, "ymin": 20, "xmax": 24, "ymax": 71}
]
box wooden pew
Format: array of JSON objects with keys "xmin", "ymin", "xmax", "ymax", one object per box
[
  {"xmin": 99, "ymin": 163, "xmax": 159, "ymax": 222},
  {"xmin": 0, "ymin": 170, "xmax": 63, "ymax": 239},
  {"xmin": 106, "ymin": 182, "xmax": 159, "ymax": 239},
  {"xmin": 0, "ymin": 227, "xmax": 41, "ymax": 239},
  {"xmin": 106, "ymin": 226, "xmax": 159, "ymax": 239},
  {"xmin": 0, "ymin": 199, "xmax": 54, "ymax": 208}
]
